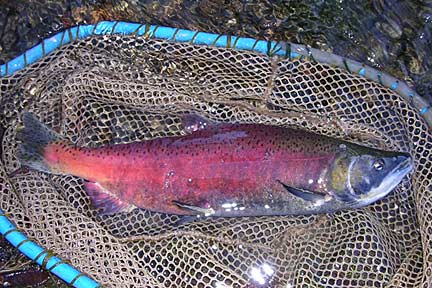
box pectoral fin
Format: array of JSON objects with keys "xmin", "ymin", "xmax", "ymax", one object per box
[
  {"xmin": 277, "ymin": 180, "xmax": 325, "ymax": 202},
  {"xmin": 83, "ymin": 181, "xmax": 136, "ymax": 215}
]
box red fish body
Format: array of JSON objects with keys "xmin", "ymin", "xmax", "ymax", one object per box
[
  {"xmin": 43, "ymin": 124, "xmax": 337, "ymax": 215},
  {"xmin": 17, "ymin": 113, "xmax": 413, "ymax": 217}
]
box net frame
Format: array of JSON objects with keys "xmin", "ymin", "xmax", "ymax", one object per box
[{"xmin": 0, "ymin": 21, "xmax": 431, "ymax": 288}]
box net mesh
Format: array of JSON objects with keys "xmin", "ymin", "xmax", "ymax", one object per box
[{"xmin": 0, "ymin": 34, "xmax": 431, "ymax": 287}]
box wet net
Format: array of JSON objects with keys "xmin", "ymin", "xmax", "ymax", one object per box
[{"xmin": 1, "ymin": 26, "xmax": 431, "ymax": 287}]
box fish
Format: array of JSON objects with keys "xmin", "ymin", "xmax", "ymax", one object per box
[{"xmin": 16, "ymin": 112, "xmax": 413, "ymax": 218}]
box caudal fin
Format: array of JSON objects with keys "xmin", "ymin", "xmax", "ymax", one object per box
[{"xmin": 16, "ymin": 112, "xmax": 61, "ymax": 173}]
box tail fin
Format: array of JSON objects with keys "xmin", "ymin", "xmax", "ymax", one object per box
[{"xmin": 16, "ymin": 112, "xmax": 61, "ymax": 173}]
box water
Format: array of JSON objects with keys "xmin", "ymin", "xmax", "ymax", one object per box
[{"xmin": 0, "ymin": 0, "xmax": 431, "ymax": 103}]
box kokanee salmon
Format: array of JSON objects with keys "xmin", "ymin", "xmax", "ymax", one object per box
[{"xmin": 17, "ymin": 112, "xmax": 412, "ymax": 218}]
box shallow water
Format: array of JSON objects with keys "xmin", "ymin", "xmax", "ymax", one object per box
[{"xmin": 0, "ymin": 0, "xmax": 431, "ymax": 103}]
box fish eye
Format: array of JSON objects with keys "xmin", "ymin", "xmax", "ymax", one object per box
[{"xmin": 373, "ymin": 159, "xmax": 385, "ymax": 171}]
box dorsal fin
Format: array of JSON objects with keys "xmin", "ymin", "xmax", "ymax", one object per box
[{"xmin": 181, "ymin": 114, "xmax": 216, "ymax": 133}]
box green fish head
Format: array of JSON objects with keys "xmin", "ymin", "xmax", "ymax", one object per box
[{"xmin": 330, "ymin": 149, "xmax": 413, "ymax": 207}]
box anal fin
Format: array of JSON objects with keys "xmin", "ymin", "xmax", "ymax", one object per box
[
  {"xmin": 277, "ymin": 180, "xmax": 326, "ymax": 202},
  {"xmin": 83, "ymin": 181, "xmax": 136, "ymax": 215}
]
